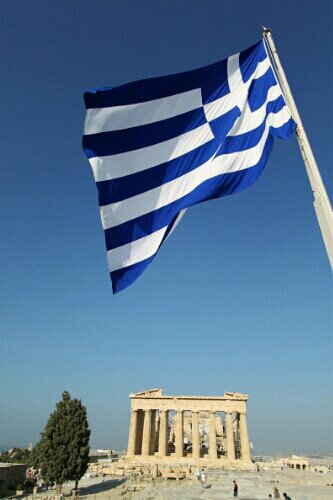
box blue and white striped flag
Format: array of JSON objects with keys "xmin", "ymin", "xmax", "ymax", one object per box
[{"xmin": 82, "ymin": 40, "xmax": 295, "ymax": 293}]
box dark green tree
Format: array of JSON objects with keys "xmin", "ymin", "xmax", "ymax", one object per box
[{"xmin": 36, "ymin": 391, "xmax": 90, "ymax": 493}]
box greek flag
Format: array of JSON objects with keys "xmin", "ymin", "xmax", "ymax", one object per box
[{"xmin": 82, "ymin": 40, "xmax": 295, "ymax": 293}]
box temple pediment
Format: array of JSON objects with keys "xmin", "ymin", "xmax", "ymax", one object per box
[
  {"xmin": 131, "ymin": 388, "xmax": 163, "ymax": 397},
  {"xmin": 130, "ymin": 389, "xmax": 248, "ymax": 401}
]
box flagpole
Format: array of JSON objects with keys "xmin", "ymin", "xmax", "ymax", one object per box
[{"xmin": 263, "ymin": 27, "xmax": 333, "ymax": 271}]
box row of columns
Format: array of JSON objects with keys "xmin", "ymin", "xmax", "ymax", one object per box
[{"xmin": 127, "ymin": 409, "xmax": 251, "ymax": 462}]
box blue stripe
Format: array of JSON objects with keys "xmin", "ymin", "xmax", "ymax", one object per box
[
  {"xmin": 104, "ymin": 132, "xmax": 279, "ymax": 253},
  {"xmin": 248, "ymin": 68, "xmax": 277, "ymax": 112},
  {"xmin": 110, "ymin": 254, "xmax": 156, "ymax": 294},
  {"xmin": 216, "ymin": 96, "xmax": 286, "ymax": 156},
  {"xmin": 96, "ymin": 139, "xmax": 218, "ymax": 206},
  {"xmin": 84, "ymin": 72, "xmax": 201, "ymax": 109},
  {"xmin": 271, "ymin": 116, "xmax": 296, "ymax": 138},
  {"xmin": 239, "ymin": 41, "xmax": 267, "ymax": 83},
  {"xmin": 83, "ymin": 107, "xmax": 207, "ymax": 158}
]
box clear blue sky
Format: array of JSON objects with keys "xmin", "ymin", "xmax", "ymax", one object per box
[{"xmin": 0, "ymin": 0, "xmax": 332, "ymax": 455}]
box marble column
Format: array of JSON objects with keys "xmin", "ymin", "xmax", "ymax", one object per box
[
  {"xmin": 191, "ymin": 411, "xmax": 200, "ymax": 459},
  {"xmin": 135, "ymin": 410, "xmax": 144, "ymax": 455},
  {"xmin": 141, "ymin": 409, "xmax": 152, "ymax": 456},
  {"xmin": 127, "ymin": 409, "xmax": 138, "ymax": 456},
  {"xmin": 158, "ymin": 410, "xmax": 169, "ymax": 457},
  {"xmin": 155, "ymin": 413, "xmax": 160, "ymax": 453},
  {"xmin": 209, "ymin": 411, "xmax": 217, "ymax": 459},
  {"xmin": 149, "ymin": 410, "xmax": 157, "ymax": 455},
  {"xmin": 226, "ymin": 412, "xmax": 235, "ymax": 461},
  {"xmin": 175, "ymin": 410, "xmax": 184, "ymax": 458},
  {"xmin": 239, "ymin": 411, "xmax": 251, "ymax": 462}
]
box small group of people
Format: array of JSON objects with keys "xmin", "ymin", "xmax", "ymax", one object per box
[
  {"xmin": 268, "ymin": 488, "xmax": 292, "ymax": 499},
  {"xmin": 196, "ymin": 472, "xmax": 291, "ymax": 499},
  {"xmin": 233, "ymin": 480, "xmax": 293, "ymax": 499}
]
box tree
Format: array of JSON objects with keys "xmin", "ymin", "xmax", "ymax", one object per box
[{"xmin": 35, "ymin": 391, "xmax": 90, "ymax": 493}]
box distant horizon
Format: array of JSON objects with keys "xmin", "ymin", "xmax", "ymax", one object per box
[{"xmin": 1, "ymin": 442, "xmax": 332, "ymax": 458}]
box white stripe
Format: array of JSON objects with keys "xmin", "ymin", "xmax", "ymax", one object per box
[
  {"xmin": 227, "ymin": 54, "xmax": 271, "ymax": 92},
  {"xmin": 204, "ymin": 56, "xmax": 271, "ymax": 122},
  {"xmin": 204, "ymin": 92, "xmax": 238, "ymax": 122},
  {"xmin": 89, "ymin": 123, "xmax": 215, "ymax": 182},
  {"xmin": 227, "ymin": 53, "xmax": 244, "ymax": 93},
  {"xmin": 100, "ymin": 106, "xmax": 291, "ymax": 230},
  {"xmin": 228, "ymin": 84, "xmax": 282, "ymax": 136},
  {"xmin": 254, "ymin": 57, "xmax": 271, "ymax": 79},
  {"xmin": 84, "ymin": 88, "xmax": 202, "ymax": 135},
  {"xmin": 107, "ymin": 226, "xmax": 168, "ymax": 272},
  {"xmin": 203, "ymin": 54, "xmax": 243, "ymax": 121}
]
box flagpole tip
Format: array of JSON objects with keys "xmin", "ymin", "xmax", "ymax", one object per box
[{"xmin": 262, "ymin": 26, "xmax": 271, "ymax": 35}]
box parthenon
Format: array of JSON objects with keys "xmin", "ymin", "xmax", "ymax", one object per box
[{"xmin": 126, "ymin": 389, "xmax": 253, "ymax": 469}]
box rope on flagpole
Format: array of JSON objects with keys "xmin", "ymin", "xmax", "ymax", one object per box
[{"xmin": 263, "ymin": 27, "xmax": 333, "ymax": 271}]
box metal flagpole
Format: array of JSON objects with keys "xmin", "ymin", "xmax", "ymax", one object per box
[{"xmin": 263, "ymin": 27, "xmax": 333, "ymax": 271}]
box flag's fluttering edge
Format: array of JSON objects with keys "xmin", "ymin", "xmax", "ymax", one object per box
[{"xmin": 82, "ymin": 40, "xmax": 295, "ymax": 293}]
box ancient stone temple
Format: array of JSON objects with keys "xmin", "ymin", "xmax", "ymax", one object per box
[{"xmin": 125, "ymin": 389, "xmax": 253, "ymax": 469}]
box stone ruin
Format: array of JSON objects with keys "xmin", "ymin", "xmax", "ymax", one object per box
[{"xmin": 109, "ymin": 388, "xmax": 254, "ymax": 478}]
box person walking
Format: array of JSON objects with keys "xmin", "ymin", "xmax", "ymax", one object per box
[
  {"xmin": 283, "ymin": 493, "xmax": 292, "ymax": 500},
  {"xmin": 274, "ymin": 486, "xmax": 281, "ymax": 498},
  {"xmin": 233, "ymin": 480, "xmax": 238, "ymax": 497},
  {"xmin": 200, "ymin": 468, "xmax": 206, "ymax": 488}
]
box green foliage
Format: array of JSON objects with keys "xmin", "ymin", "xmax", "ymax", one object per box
[
  {"xmin": 30, "ymin": 442, "xmax": 42, "ymax": 469},
  {"xmin": 0, "ymin": 447, "xmax": 32, "ymax": 465},
  {"xmin": 35, "ymin": 391, "xmax": 91, "ymax": 487},
  {"xmin": 16, "ymin": 484, "xmax": 23, "ymax": 491}
]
